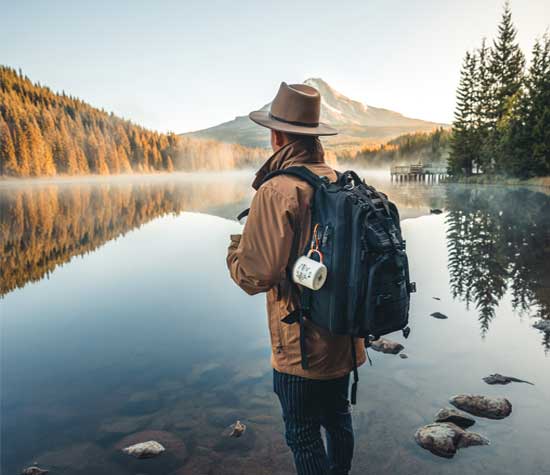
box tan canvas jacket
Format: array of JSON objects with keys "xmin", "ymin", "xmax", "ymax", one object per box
[{"xmin": 227, "ymin": 139, "xmax": 366, "ymax": 379}]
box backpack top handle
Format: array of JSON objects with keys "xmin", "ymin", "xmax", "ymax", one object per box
[{"xmin": 261, "ymin": 166, "xmax": 325, "ymax": 189}]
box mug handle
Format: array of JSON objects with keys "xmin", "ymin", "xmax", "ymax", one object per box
[{"xmin": 307, "ymin": 248, "xmax": 323, "ymax": 264}]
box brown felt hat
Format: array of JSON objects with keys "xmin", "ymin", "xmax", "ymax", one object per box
[{"xmin": 249, "ymin": 82, "xmax": 338, "ymax": 136}]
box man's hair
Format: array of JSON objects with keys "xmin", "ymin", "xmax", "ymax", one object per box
[{"xmin": 283, "ymin": 132, "xmax": 319, "ymax": 150}]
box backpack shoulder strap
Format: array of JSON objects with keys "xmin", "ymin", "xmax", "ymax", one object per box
[
  {"xmin": 260, "ymin": 166, "xmax": 324, "ymax": 189},
  {"xmin": 236, "ymin": 166, "xmax": 325, "ymax": 220}
]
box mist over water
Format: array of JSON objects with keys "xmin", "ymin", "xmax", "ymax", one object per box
[{"xmin": 1, "ymin": 171, "xmax": 549, "ymax": 475}]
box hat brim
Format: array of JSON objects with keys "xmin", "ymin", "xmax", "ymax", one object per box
[{"xmin": 249, "ymin": 110, "xmax": 338, "ymax": 136}]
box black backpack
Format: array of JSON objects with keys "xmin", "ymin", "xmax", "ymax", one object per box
[{"xmin": 241, "ymin": 166, "xmax": 416, "ymax": 403}]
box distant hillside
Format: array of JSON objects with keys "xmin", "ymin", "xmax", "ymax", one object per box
[
  {"xmin": 339, "ymin": 128, "xmax": 451, "ymax": 167},
  {"xmin": 184, "ymin": 78, "xmax": 448, "ymax": 149},
  {"xmin": 0, "ymin": 66, "xmax": 267, "ymax": 177}
]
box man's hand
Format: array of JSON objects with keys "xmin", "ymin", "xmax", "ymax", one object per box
[{"xmin": 228, "ymin": 234, "xmax": 242, "ymax": 253}]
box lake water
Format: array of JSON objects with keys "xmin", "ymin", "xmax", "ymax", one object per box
[{"xmin": 1, "ymin": 171, "xmax": 549, "ymax": 475}]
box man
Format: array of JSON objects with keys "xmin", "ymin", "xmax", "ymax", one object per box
[{"xmin": 227, "ymin": 82, "xmax": 366, "ymax": 475}]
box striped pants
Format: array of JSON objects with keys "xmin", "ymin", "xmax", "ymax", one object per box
[{"xmin": 273, "ymin": 369, "xmax": 354, "ymax": 475}]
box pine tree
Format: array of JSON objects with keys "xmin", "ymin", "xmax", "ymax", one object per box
[
  {"xmin": 475, "ymin": 38, "xmax": 494, "ymax": 173},
  {"xmin": 526, "ymin": 34, "xmax": 550, "ymax": 176},
  {"xmin": 490, "ymin": 2, "xmax": 525, "ymax": 121},
  {"xmin": 489, "ymin": 2, "xmax": 525, "ymax": 173},
  {"xmin": 0, "ymin": 115, "xmax": 18, "ymax": 175},
  {"xmin": 449, "ymin": 51, "xmax": 478, "ymax": 176}
]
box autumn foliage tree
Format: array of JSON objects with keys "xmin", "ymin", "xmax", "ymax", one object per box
[{"xmin": 0, "ymin": 66, "xmax": 268, "ymax": 177}]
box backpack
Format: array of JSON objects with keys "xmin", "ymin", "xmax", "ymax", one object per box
[{"xmin": 241, "ymin": 166, "xmax": 416, "ymax": 403}]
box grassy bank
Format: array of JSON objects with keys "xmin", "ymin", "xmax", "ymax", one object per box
[{"xmin": 447, "ymin": 175, "xmax": 550, "ymax": 188}]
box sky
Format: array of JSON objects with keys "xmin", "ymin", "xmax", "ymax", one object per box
[{"xmin": 1, "ymin": 0, "xmax": 548, "ymax": 133}]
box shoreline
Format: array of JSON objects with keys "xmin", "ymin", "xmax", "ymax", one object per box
[
  {"xmin": 446, "ymin": 175, "xmax": 550, "ymax": 188},
  {"xmin": 0, "ymin": 170, "xmax": 258, "ymax": 188}
]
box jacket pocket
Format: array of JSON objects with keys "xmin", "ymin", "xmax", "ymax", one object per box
[{"xmin": 267, "ymin": 289, "xmax": 285, "ymax": 354}]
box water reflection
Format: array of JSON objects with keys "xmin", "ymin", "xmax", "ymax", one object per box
[
  {"xmin": 2, "ymin": 175, "xmax": 550, "ymax": 475},
  {"xmin": 0, "ymin": 175, "xmax": 252, "ymax": 296},
  {"xmin": 445, "ymin": 186, "xmax": 550, "ymax": 341},
  {"xmin": 0, "ymin": 172, "xmax": 444, "ymax": 298}
]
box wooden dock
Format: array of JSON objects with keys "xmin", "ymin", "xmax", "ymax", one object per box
[{"xmin": 390, "ymin": 163, "xmax": 448, "ymax": 182}]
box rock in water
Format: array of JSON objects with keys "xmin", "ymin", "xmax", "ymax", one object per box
[
  {"xmin": 430, "ymin": 312, "xmax": 448, "ymax": 319},
  {"xmin": 533, "ymin": 320, "xmax": 550, "ymax": 332},
  {"xmin": 483, "ymin": 373, "xmax": 534, "ymax": 386},
  {"xmin": 399, "ymin": 353, "xmax": 409, "ymax": 359},
  {"xmin": 434, "ymin": 408, "xmax": 476, "ymax": 428},
  {"xmin": 432, "ymin": 297, "xmax": 441, "ymax": 301},
  {"xmin": 122, "ymin": 440, "xmax": 165, "ymax": 459},
  {"xmin": 414, "ymin": 422, "xmax": 489, "ymax": 458},
  {"xmin": 22, "ymin": 467, "xmax": 49, "ymax": 475},
  {"xmin": 450, "ymin": 394, "xmax": 512, "ymax": 419},
  {"xmin": 370, "ymin": 337, "xmax": 404, "ymax": 355},
  {"xmin": 430, "ymin": 208, "xmax": 443, "ymax": 214},
  {"xmin": 228, "ymin": 420, "xmax": 246, "ymax": 438}
]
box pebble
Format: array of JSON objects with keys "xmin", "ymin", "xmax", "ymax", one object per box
[
  {"xmin": 533, "ymin": 320, "xmax": 550, "ymax": 332},
  {"xmin": 228, "ymin": 420, "xmax": 246, "ymax": 438},
  {"xmin": 370, "ymin": 337, "xmax": 404, "ymax": 355},
  {"xmin": 483, "ymin": 373, "xmax": 533, "ymax": 385},
  {"xmin": 21, "ymin": 467, "xmax": 49, "ymax": 475},
  {"xmin": 430, "ymin": 312, "xmax": 448, "ymax": 319},
  {"xmin": 122, "ymin": 440, "xmax": 165, "ymax": 459}
]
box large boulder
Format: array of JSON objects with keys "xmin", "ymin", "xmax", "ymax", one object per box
[
  {"xmin": 434, "ymin": 408, "xmax": 476, "ymax": 429},
  {"xmin": 450, "ymin": 394, "xmax": 512, "ymax": 419},
  {"xmin": 415, "ymin": 422, "xmax": 489, "ymax": 458}
]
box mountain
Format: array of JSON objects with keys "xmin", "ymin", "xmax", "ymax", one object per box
[{"xmin": 184, "ymin": 78, "xmax": 448, "ymax": 149}]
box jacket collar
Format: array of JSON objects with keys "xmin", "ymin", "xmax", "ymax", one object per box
[{"xmin": 252, "ymin": 138, "xmax": 325, "ymax": 190}]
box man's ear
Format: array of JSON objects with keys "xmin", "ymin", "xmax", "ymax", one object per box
[{"xmin": 272, "ymin": 130, "xmax": 287, "ymax": 149}]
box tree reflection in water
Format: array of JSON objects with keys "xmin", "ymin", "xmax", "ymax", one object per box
[
  {"xmin": 446, "ymin": 186, "xmax": 550, "ymax": 347},
  {"xmin": 0, "ymin": 178, "xmax": 251, "ymax": 297}
]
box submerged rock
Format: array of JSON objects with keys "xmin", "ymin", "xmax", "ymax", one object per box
[
  {"xmin": 483, "ymin": 373, "xmax": 534, "ymax": 386},
  {"xmin": 116, "ymin": 430, "xmax": 187, "ymax": 461},
  {"xmin": 122, "ymin": 440, "xmax": 165, "ymax": 459},
  {"xmin": 414, "ymin": 422, "xmax": 489, "ymax": 458},
  {"xmin": 434, "ymin": 408, "xmax": 476, "ymax": 428},
  {"xmin": 430, "ymin": 312, "xmax": 448, "ymax": 319},
  {"xmin": 533, "ymin": 320, "xmax": 550, "ymax": 332},
  {"xmin": 22, "ymin": 467, "xmax": 49, "ymax": 475},
  {"xmin": 399, "ymin": 353, "xmax": 409, "ymax": 359},
  {"xmin": 227, "ymin": 420, "xmax": 247, "ymax": 438},
  {"xmin": 450, "ymin": 394, "xmax": 512, "ymax": 419},
  {"xmin": 430, "ymin": 208, "xmax": 443, "ymax": 214},
  {"xmin": 370, "ymin": 337, "xmax": 404, "ymax": 355}
]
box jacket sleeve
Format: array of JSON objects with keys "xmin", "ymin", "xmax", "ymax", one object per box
[{"xmin": 226, "ymin": 183, "xmax": 296, "ymax": 295}]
